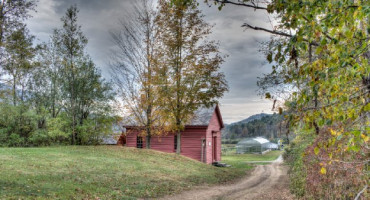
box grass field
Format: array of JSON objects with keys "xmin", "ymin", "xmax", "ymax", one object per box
[
  {"xmin": 0, "ymin": 146, "xmax": 250, "ymax": 199},
  {"xmin": 0, "ymin": 146, "xmax": 282, "ymax": 199},
  {"xmin": 222, "ymin": 150, "xmax": 282, "ymax": 169}
]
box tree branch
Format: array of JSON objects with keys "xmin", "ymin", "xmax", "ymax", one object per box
[
  {"xmin": 242, "ymin": 23, "xmax": 292, "ymax": 37},
  {"xmin": 242, "ymin": 23, "xmax": 319, "ymax": 46},
  {"xmin": 354, "ymin": 185, "xmax": 367, "ymax": 200},
  {"xmin": 214, "ymin": 0, "xmax": 267, "ymax": 10}
]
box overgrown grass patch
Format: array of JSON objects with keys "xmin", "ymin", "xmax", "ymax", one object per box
[{"xmin": 0, "ymin": 146, "xmax": 248, "ymax": 199}]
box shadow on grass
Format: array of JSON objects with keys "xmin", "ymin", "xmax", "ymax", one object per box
[{"xmin": 0, "ymin": 180, "xmax": 53, "ymax": 199}]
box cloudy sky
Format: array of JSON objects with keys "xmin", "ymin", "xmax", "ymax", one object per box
[{"xmin": 26, "ymin": 0, "xmax": 276, "ymax": 124}]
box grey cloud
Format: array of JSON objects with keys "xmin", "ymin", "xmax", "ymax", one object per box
[{"xmin": 27, "ymin": 0, "xmax": 275, "ymax": 124}]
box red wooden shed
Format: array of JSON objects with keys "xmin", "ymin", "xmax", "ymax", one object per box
[{"xmin": 125, "ymin": 105, "xmax": 224, "ymax": 164}]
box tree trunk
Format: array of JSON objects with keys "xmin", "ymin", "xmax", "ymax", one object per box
[
  {"xmin": 146, "ymin": 134, "xmax": 151, "ymax": 149},
  {"xmin": 176, "ymin": 130, "xmax": 181, "ymax": 154},
  {"xmin": 12, "ymin": 74, "xmax": 16, "ymax": 106}
]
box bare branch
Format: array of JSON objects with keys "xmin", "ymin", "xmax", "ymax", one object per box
[
  {"xmin": 213, "ymin": 0, "xmax": 267, "ymax": 10},
  {"xmin": 242, "ymin": 23, "xmax": 292, "ymax": 37},
  {"xmin": 242, "ymin": 23, "xmax": 319, "ymax": 46},
  {"xmin": 354, "ymin": 185, "xmax": 368, "ymax": 200}
]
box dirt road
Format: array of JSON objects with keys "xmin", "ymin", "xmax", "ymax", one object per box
[{"xmin": 159, "ymin": 155, "xmax": 294, "ymax": 200}]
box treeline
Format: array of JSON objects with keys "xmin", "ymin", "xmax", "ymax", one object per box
[
  {"xmin": 0, "ymin": 0, "xmax": 228, "ymax": 149},
  {"xmin": 0, "ymin": 2, "xmax": 115, "ymax": 146},
  {"xmin": 222, "ymin": 113, "xmax": 288, "ymax": 142}
]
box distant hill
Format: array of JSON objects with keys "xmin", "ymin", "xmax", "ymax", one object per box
[
  {"xmin": 232, "ymin": 113, "xmax": 271, "ymax": 125},
  {"xmin": 222, "ymin": 113, "xmax": 285, "ymax": 142}
]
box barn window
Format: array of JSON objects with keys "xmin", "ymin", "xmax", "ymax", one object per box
[
  {"xmin": 174, "ymin": 135, "xmax": 177, "ymax": 151},
  {"xmin": 137, "ymin": 136, "xmax": 143, "ymax": 148}
]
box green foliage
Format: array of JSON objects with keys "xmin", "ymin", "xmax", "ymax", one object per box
[
  {"xmin": 76, "ymin": 115, "xmax": 117, "ymax": 145},
  {"xmin": 28, "ymin": 129, "xmax": 52, "ymax": 146},
  {"xmin": 283, "ymin": 128, "xmax": 315, "ymax": 197},
  {"xmin": 0, "ymin": 103, "xmax": 38, "ymax": 146},
  {"xmin": 206, "ymin": 0, "xmax": 369, "ymax": 198},
  {"xmin": 0, "ymin": 4, "xmax": 114, "ymax": 147},
  {"xmin": 7, "ymin": 133, "xmax": 25, "ymax": 147}
]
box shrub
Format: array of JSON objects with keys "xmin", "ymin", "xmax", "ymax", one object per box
[
  {"xmin": 46, "ymin": 116, "xmax": 70, "ymax": 144},
  {"xmin": 303, "ymin": 127, "xmax": 368, "ymax": 199},
  {"xmin": 7, "ymin": 133, "xmax": 25, "ymax": 147},
  {"xmin": 29, "ymin": 129, "xmax": 52, "ymax": 146},
  {"xmin": 284, "ymin": 128, "xmax": 315, "ymax": 198},
  {"xmin": 0, "ymin": 128, "xmax": 10, "ymax": 146}
]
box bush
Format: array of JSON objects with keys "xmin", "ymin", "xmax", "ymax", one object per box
[
  {"xmin": 303, "ymin": 127, "xmax": 368, "ymax": 199},
  {"xmin": 0, "ymin": 102, "xmax": 116, "ymax": 147},
  {"xmin": 46, "ymin": 116, "xmax": 70, "ymax": 144},
  {"xmin": 77, "ymin": 115, "xmax": 116, "ymax": 145},
  {"xmin": 29, "ymin": 130, "xmax": 52, "ymax": 146},
  {"xmin": 7, "ymin": 133, "xmax": 25, "ymax": 147},
  {"xmin": 283, "ymin": 128, "xmax": 315, "ymax": 198},
  {"xmin": 0, "ymin": 103, "xmax": 37, "ymax": 146},
  {"xmin": 0, "ymin": 128, "xmax": 10, "ymax": 146}
]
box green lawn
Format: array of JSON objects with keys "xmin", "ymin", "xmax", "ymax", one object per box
[
  {"xmin": 221, "ymin": 150, "xmax": 282, "ymax": 169},
  {"xmin": 0, "ymin": 146, "xmax": 250, "ymax": 199}
]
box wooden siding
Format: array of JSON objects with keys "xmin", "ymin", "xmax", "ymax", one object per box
[
  {"xmin": 180, "ymin": 128, "xmax": 206, "ymax": 162},
  {"xmin": 126, "ymin": 131, "xmax": 146, "ymax": 148},
  {"xmin": 124, "ymin": 105, "xmax": 224, "ymax": 164},
  {"xmin": 206, "ymin": 111, "xmax": 222, "ymax": 164},
  {"xmin": 151, "ymin": 135, "xmax": 175, "ymax": 153},
  {"xmin": 126, "ymin": 128, "xmax": 207, "ymax": 162}
]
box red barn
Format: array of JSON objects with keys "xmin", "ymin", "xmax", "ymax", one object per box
[{"xmin": 125, "ymin": 105, "xmax": 224, "ymax": 164}]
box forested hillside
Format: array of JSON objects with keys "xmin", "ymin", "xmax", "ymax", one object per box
[{"xmin": 222, "ymin": 113, "xmax": 287, "ymax": 141}]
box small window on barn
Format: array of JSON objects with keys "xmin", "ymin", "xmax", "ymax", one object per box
[
  {"xmin": 174, "ymin": 135, "xmax": 177, "ymax": 151},
  {"xmin": 137, "ymin": 136, "xmax": 143, "ymax": 148}
]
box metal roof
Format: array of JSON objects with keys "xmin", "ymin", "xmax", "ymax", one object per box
[
  {"xmin": 188, "ymin": 105, "xmax": 216, "ymax": 126},
  {"xmin": 264, "ymin": 142, "xmax": 279, "ymax": 149},
  {"xmin": 124, "ymin": 104, "xmax": 223, "ymax": 128},
  {"xmin": 101, "ymin": 135, "xmax": 118, "ymax": 145},
  {"xmin": 253, "ymin": 137, "xmax": 270, "ymax": 144},
  {"xmin": 237, "ymin": 137, "xmax": 270, "ymax": 145}
]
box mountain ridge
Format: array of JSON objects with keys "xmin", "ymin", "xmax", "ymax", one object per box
[
  {"xmin": 230, "ymin": 113, "xmax": 272, "ymax": 125},
  {"xmin": 223, "ymin": 113, "xmax": 283, "ymax": 140}
]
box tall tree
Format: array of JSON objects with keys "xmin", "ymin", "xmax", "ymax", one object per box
[
  {"xmin": 3, "ymin": 25, "xmax": 35, "ymax": 106},
  {"xmin": 0, "ymin": 0, "xmax": 36, "ymax": 78},
  {"xmin": 55, "ymin": 5, "xmax": 113, "ymax": 145},
  {"xmin": 32, "ymin": 35, "xmax": 63, "ymax": 119},
  {"xmin": 110, "ymin": 0, "xmax": 162, "ymax": 149},
  {"xmin": 29, "ymin": 37, "xmax": 64, "ymax": 130},
  {"xmin": 55, "ymin": 5, "xmax": 87, "ymax": 145},
  {"xmin": 156, "ymin": 0, "xmax": 228, "ymax": 154}
]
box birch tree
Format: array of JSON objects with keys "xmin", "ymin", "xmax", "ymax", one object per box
[{"xmin": 110, "ymin": 0, "xmax": 163, "ymax": 149}]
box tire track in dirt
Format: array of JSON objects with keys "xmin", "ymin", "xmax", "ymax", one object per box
[{"xmin": 158, "ymin": 155, "xmax": 294, "ymax": 200}]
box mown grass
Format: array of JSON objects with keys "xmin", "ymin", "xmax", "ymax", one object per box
[
  {"xmin": 222, "ymin": 150, "xmax": 282, "ymax": 169},
  {"xmin": 0, "ymin": 146, "xmax": 250, "ymax": 199}
]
